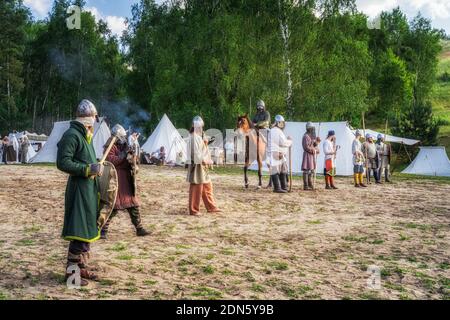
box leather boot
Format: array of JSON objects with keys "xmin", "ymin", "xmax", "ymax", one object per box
[
  {"xmin": 279, "ymin": 173, "xmax": 288, "ymax": 191},
  {"xmin": 354, "ymin": 174, "xmax": 360, "ymax": 187},
  {"xmin": 272, "ymin": 174, "xmax": 287, "ymax": 193},
  {"xmin": 129, "ymin": 208, "xmax": 150, "ymax": 236},
  {"xmin": 325, "ymin": 176, "xmax": 331, "ymax": 189},
  {"xmin": 385, "ymin": 168, "xmax": 391, "ymax": 183},
  {"xmin": 303, "ymin": 174, "xmax": 309, "ymax": 190},
  {"xmin": 330, "ymin": 176, "xmax": 338, "ymax": 189},
  {"xmin": 308, "ymin": 174, "xmax": 314, "ymax": 190}
]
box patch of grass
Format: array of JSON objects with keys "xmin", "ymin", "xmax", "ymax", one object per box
[
  {"xmin": 414, "ymin": 272, "xmax": 436, "ymax": 291},
  {"xmin": 268, "ymin": 261, "xmax": 289, "ymax": 271},
  {"xmin": 202, "ymin": 265, "xmax": 215, "ymax": 275},
  {"xmin": 251, "ymin": 283, "xmax": 266, "ymax": 293},
  {"xmin": 99, "ymin": 279, "xmax": 117, "ymax": 286},
  {"xmin": 220, "ymin": 248, "xmax": 235, "ymax": 256},
  {"xmin": 371, "ymin": 239, "xmax": 384, "ymax": 245},
  {"xmin": 359, "ymin": 291, "xmax": 382, "ymax": 300},
  {"xmin": 342, "ymin": 235, "xmax": 367, "ymax": 243},
  {"xmin": 0, "ymin": 292, "xmax": 9, "ymax": 300},
  {"xmin": 116, "ymin": 254, "xmax": 134, "ymax": 261},
  {"xmin": 243, "ymin": 271, "xmax": 256, "ymax": 282},
  {"xmin": 191, "ymin": 286, "xmax": 223, "ymax": 299},
  {"xmin": 221, "ymin": 269, "xmax": 234, "ymax": 276},
  {"xmin": 16, "ymin": 239, "xmax": 35, "ymax": 246},
  {"xmin": 306, "ymin": 220, "xmax": 322, "ymax": 225},
  {"xmin": 399, "ymin": 233, "xmax": 411, "ymax": 241},
  {"xmin": 438, "ymin": 262, "xmax": 449, "ymax": 270},
  {"xmin": 279, "ymin": 284, "xmax": 313, "ymax": 298},
  {"xmin": 144, "ymin": 279, "xmax": 157, "ymax": 286},
  {"xmin": 24, "ymin": 225, "xmax": 41, "ymax": 233},
  {"xmin": 178, "ymin": 256, "xmax": 200, "ymax": 267},
  {"xmin": 109, "ymin": 242, "xmax": 127, "ymax": 252}
]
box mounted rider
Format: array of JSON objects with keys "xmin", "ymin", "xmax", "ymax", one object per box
[
  {"xmin": 252, "ymin": 100, "xmax": 271, "ymax": 130},
  {"xmin": 268, "ymin": 115, "xmax": 292, "ymax": 193}
]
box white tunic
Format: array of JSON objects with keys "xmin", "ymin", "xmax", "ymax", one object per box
[
  {"xmin": 323, "ymin": 139, "xmax": 335, "ymax": 167},
  {"xmin": 267, "ymin": 127, "xmax": 292, "ymax": 167}
]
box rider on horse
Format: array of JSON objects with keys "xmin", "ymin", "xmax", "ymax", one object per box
[{"xmin": 252, "ymin": 100, "xmax": 271, "ymax": 130}]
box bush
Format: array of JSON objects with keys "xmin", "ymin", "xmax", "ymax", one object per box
[{"xmin": 392, "ymin": 100, "xmax": 440, "ymax": 145}]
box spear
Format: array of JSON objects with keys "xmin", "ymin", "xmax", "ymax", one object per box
[{"xmin": 362, "ymin": 112, "xmax": 369, "ymax": 184}]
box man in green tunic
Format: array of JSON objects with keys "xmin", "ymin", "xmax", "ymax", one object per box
[{"xmin": 57, "ymin": 99, "xmax": 104, "ymax": 286}]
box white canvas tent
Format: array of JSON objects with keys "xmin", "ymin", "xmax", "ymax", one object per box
[
  {"xmin": 354, "ymin": 129, "xmax": 420, "ymax": 146},
  {"xmin": 141, "ymin": 114, "xmax": 187, "ymax": 163},
  {"xmin": 29, "ymin": 119, "xmax": 111, "ymax": 163},
  {"xmin": 402, "ymin": 147, "xmax": 450, "ymax": 177},
  {"xmin": 250, "ymin": 121, "xmax": 357, "ymax": 176}
]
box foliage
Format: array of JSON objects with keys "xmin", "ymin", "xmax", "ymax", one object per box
[{"xmin": 0, "ymin": 0, "xmax": 445, "ymax": 145}]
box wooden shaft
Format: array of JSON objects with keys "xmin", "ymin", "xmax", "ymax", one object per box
[
  {"xmin": 289, "ymin": 146, "xmax": 293, "ymax": 192},
  {"xmin": 99, "ymin": 136, "xmax": 117, "ymax": 164}
]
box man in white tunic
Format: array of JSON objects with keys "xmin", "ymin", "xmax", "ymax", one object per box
[{"xmin": 268, "ymin": 115, "xmax": 292, "ymax": 193}]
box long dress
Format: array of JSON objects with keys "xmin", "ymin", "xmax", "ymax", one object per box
[{"xmin": 57, "ymin": 121, "xmax": 100, "ymax": 243}]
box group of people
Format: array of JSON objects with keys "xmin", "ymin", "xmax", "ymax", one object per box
[
  {"xmin": 352, "ymin": 130, "xmax": 392, "ymax": 188},
  {"xmin": 250, "ymin": 100, "xmax": 392, "ymax": 193},
  {"xmin": 58, "ymin": 99, "xmax": 221, "ymax": 286},
  {"xmin": 57, "ymin": 98, "xmax": 392, "ymax": 286},
  {"xmin": 1, "ymin": 133, "xmax": 32, "ymax": 164}
]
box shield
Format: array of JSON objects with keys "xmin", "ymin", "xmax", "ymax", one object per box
[{"xmin": 97, "ymin": 161, "xmax": 118, "ymax": 229}]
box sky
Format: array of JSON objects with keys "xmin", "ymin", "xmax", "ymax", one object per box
[{"xmin": 23, "ymin": 0, "xmax": 450, "ymax": 37}]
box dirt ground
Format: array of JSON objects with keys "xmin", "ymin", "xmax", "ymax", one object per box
[{"xmin": 0, "ymin": 165, "xmax": 448, "ymax": 300}]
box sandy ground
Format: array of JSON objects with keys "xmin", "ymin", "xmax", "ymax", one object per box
[{"xmin": 0, "ymin": 165, "xmax": 448, "ymax": 300}]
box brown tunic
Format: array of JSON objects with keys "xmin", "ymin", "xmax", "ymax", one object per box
[
  {"xmin": 106, "ymin": 143, "xmax": 140, "ymax": 210},
  {"xmin": 302, "ymin": 133, "xmax": 319, "ymax": 171}
]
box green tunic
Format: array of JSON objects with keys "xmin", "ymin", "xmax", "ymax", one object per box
[{"xmin": 57, "ymin": 121, "xmax": 100, "ymax": 243}]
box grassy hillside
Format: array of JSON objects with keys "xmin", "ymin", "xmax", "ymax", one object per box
[{"xmin": 432, "ymin": 40, "xmax": 450, "ymax": 155}]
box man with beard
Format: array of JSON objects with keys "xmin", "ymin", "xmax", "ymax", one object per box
[
  {"xmin": 187, "ymin": 116, "xmax": 221, "ymax": 216},
  {"xmin": 100, "ymin": 124, "xmax": 150, "ymax": 239},
  {"xmin": 302, "ymin": 122, "xmax": 321, "ymax": 190},
  {"xmin": 57, "ymin": 99, "xmax": 103, "ymax": 286}
]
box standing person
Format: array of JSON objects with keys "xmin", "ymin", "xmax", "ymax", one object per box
[
  {"xmin": 362, "ymin": 134, "xmax": 380, "ymax": 184},
  {"xmin": 302, "ymin": 122, "xmax": 321, "ymax": 190},
  {"xmin": 20, "ymin": 136, "xmax": 30, "ymax": 164},
  {"xmin": 1, "ymin": 136, "xmax": 8, "ymax": 165},
  {"xmin": 100, "ymin": 125, "xmax": 150, "ymax": 239},
  {"xmin": 187, "ymin": 116, "xmax": 221, "ymax": 216},
  {"xmin": 57, "ymin": 99, "xmax": 104, "ymax": 287},
  {"xmin": 268, "ymin": 115, "xmax": 292, "ymax": 193},
  {"xmin": 376, "ymin": 134, "xmax": 392, "ymax": 183},
  {"xmin": 323, "ymin": 130, "xmax": 338, "ymax": 190},
  {"xmin": 11, "ymin": 131, "xmax": 19, "ymax": 163},
  {"xmin": 352, "ymin": 130, "xmax": 367, "ymax": 188}
]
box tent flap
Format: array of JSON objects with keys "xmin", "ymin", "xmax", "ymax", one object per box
[
  {"xmin": 402, "ymin": 147, "xmax": 450, "ymax": 177},
  {"xmin": 30, "ymin": 119, "xmax": 111, "ymax": 163}
]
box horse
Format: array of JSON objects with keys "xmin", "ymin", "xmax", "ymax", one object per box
[{"xmin": 236, "ymin": 114, "xmax": 268, "ymax": 189}]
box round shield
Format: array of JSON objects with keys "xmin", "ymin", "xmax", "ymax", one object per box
[{"xmin": 97, "ymin": 161, "xmax": 118, "ymax": 229}]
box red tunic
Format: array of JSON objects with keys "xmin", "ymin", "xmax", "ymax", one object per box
[{"xmin": 106, "ymin": 143, "xmax": 140, "ymax": 210}]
